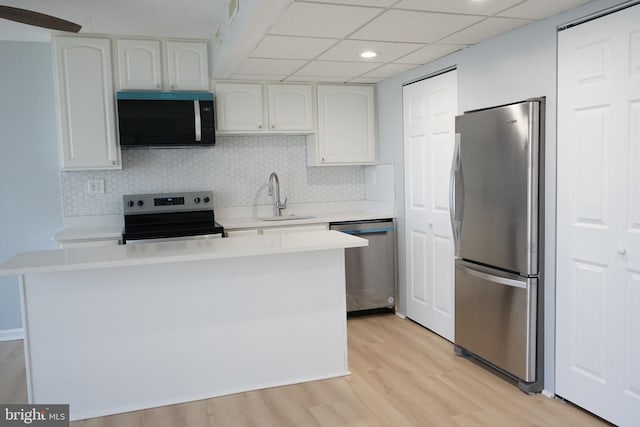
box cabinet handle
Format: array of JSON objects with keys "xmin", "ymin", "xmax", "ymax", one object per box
[
  {"xmin": 618, "ymin": 247, "xmax": 627, "ymax": 255},
  {"xmin": 258, "ymin": 124, "xmax": 263, "ymax": 129},
  {"xmin": 321, "ymin": 157, "xmax": 325, "ymax": 162},
  {"xmin": 156, "ymin": 84, "xmax": 161, "ymax": 89},
  {"xmin": 271, "ymin": 125, "xmax": 275, "ymax": 129},
  {"xmin": 171, "ymin": 84, "xmax": 176, "ymax": 90}
]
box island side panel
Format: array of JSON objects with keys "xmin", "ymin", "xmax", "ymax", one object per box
[{"xmin": 21, "ymin": 249, "xmax": 348, "ymax": 421}]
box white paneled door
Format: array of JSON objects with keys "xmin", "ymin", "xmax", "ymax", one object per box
[
  {"xmin": 557, "ymin": 5, "xmax": 640, "ymax": 426},
  {"xmin": 403, "ymin": 70, "xmax": 457, "ymax": 341}
]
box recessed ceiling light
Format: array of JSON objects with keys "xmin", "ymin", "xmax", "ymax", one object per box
[{"xmin": 360, "ymin": 50, "xmax": 378, "ymax": 59}]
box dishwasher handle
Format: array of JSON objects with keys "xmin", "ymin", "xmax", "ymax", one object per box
[{"xmin": 339, "ymin": 227, "xmax": 395, "ymax": 235}]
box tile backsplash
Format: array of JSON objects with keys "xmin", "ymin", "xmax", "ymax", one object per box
[{"xmin": 61, "ymin": 135, "xmax": 377, "ymax": 217}]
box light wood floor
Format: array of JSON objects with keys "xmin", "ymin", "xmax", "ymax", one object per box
[{"xmin": 0, "ymin": 314, "xmax": 608, "ymax": 426}]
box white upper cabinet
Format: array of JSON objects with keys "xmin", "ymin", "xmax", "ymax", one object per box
[
  {"xmin": 53, "ymin": 36, "xmax": 120, "ymax": 170},
  {"xmin": 311, "ymin": 85, "xmax": 377, "ymax": 165},
  {"xmin": 115, "ymin": 39, "xmax": 209, "ymax": 91},
  {"xmin": 116, "ymin": 39, "xmax": 162, "ymax": 90},
  {"xmin": 166, "ymin": 41, "xmax": 210, "ymax": 91},
  {"xmin": 267, "ymin": 84, "xmax": 314, "ymax": 132},
  {"xmin": 214, "ymin": 82, "xmax": 314, "ymax": 134},
  {"xmin": 215, "ymin": 82, "xmax": 265, "ymax": 132}
]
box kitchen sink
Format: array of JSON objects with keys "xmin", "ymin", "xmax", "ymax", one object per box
[{"xmin": 259, "ymin": 214, "xmax": 314, "ymax": 221}]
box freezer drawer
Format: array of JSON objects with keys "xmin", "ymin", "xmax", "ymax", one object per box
[
  {"xmin": 455, "ymin": 260, "xmax": 537, "ymax": 382},
  {"xmin": 330, "ymin": 220, "xmax": 396, "ymax": 313}
]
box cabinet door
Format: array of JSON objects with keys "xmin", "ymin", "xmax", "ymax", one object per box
[
  {"xmin": 53, "ymin": 37, "xmax": 120, "ymax": 170},
  {"xmin": 225, "ymin": 229, "xmax": 260, "ymax": 238},
  {"xmin": 116, "ymin": 39, "xmax": 162, "ymax": 90},
  {"xmin": 316, "ymin": 85, "xmax": 376, "ymax": 164},
  {"xmin": 262, "ymin": 224, "xmax": 329, "ymax": 235},
  {"xmin": 166, "ymin": 41, "xmax": 210, "ymax": 91},
  {"xmin": 267, "ymin": 84, "xmax": 314, "ymax": 132},
  {"xmin": 215, "ymin": 82, "xmax": 265, "ymax": 132}
]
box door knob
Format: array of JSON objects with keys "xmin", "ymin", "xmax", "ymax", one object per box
[
  {"xmin": 618, "ymin": 247, "xmax": 627, "ymax": 255},
  {"xmin": 428, "ymin": 220, "xmax": 434, "ymax": 229}
]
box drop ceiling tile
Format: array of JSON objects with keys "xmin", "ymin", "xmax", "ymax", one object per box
[
  {"xmin": 498, "ymin": 0, "xmax": 591, "ymax": 19},
  {"xmin": 231, "ymin": 74, "xmax": 287, "ymax": 81},
  {"xmin": 362, "ymin": 63, "xmax": 418, "ymax": 78},
  {"xmin": 286, "ymin": 75, "xmax": 352, "ymax": 83},
  {"xmin": 396, "ymin": 43, "xmax": 464, "ymax": 64},
  {"xmin": 394, "ymin": 0, "xmax": 523, "ymax": 16},
  {"xmin": 234, "ymin": 58, "xmax": 308, "ymax": 76},
  {"xmin": 351, "ymin": 9, "xmax": 483, "ymax": 43},
  {"xmin": 251, "ymin": 35, "xmax": 339, "ymax": 60},
  {"xmin": 318, "ymin": 39, "xmax": 425, "ymax": 62},
  {"xmin": 294, "ymin": 60, "xmax": 381, "ymax": 77},
  {"xmin": 268, "ymin": 2, "xmax": 383, "ymax": 38},
  {"xmin": 308, "ymin": 0, "xmax": 398, "ymax": 6},
  {"xmin": 440, "ymin": 17, "xmax": 532, "ymax": 45},
  {"xmin": 349, "ymin": 77, "xmax": 385, "ymax": 84}
]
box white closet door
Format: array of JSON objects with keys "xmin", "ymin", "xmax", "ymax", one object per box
[
  {"xmin": 403, "ymin": 70, "xmax": 457, "ymax": 341},
  {"xmin": 557, "ymin": 5, "xmax": 640, "ymax": 426}
]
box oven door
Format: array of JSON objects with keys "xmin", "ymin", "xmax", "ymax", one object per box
[{"xmin": 123, "ymin": 211, "xmax": 224, "ymax": 243}]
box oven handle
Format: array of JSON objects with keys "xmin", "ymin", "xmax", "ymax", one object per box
[{"xmin": 194, "ymin": 100, "xmax": 202, "ymax": 142}]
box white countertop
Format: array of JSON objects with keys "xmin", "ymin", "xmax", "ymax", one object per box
[
  {"xmin": 216, "ymin": 200, "xmax": 395, "ymax": 230},
  {"xmin": 53, "ymin": 201, "xmax": 395, "ymax": 242},
  {"xmin": 0, "ymin": 230, "xmax": 367, "ymax": 276}
]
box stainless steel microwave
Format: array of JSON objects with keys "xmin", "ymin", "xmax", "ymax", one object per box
[{"xmin": 116, "ymin": 91, "xmax": 215, "ymax": 148}]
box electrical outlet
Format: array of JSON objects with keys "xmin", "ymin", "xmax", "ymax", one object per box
[{"xmin": 87, "ymin": 179, "xmax": 105, "ymax": 194}]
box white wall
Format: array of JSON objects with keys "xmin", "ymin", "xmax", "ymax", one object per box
[
  {"xmin": 0, "ymin": 41, "xmax": 63, "ymax": 336},
  {"xmin": 377, "ymin": 0, "xmax": 631, "ymax": 394}
]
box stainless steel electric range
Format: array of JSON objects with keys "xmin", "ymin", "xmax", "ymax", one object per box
[{"xmin": 122, "ymin": 191, "xmax": 224, "ymax": 244}]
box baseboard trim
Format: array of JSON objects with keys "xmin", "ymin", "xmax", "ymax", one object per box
[
  {"xmin": 542, "ymin": 389, "xmax": 555, "ymax": 398},
  {"xmin": 0, "ymin": 328, "xmax": 24, "ymax": 341}
]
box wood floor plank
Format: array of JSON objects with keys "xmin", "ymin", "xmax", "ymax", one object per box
[{"xmin": 0, "ymin": 315, "xmax": 609, "ymax": 426}]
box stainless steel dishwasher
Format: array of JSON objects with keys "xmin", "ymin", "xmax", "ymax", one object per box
[{"xmin": 330, "ymin": 219, "xmax": 397, "ymax": 314}]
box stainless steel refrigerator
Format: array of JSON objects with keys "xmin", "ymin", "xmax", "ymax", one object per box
[{"xmin": 451, "ymin": 98, "xmax": 544, "ymax": 393}]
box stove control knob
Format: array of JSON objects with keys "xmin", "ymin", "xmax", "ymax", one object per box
[
  {"xmin": 127, "ymin": 200, "xmax": 134, "ymax": 208},
  {"xmin": 204, "ymin": 197, "xmax": 210, "ymax": 203},
  {"xmin": 137, "ymin": 200, "xmax": 144, "ymax": 207},
  {"xmin": 194, "ymin": 197, "xmax": 201, "ymax": 204}
]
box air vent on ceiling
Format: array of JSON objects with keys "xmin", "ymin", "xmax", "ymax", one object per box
[{"xmin": 228, "ymin": 0, "xmax": 238, "ymax": 23}]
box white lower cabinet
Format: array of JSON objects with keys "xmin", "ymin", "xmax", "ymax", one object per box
[
  {"xmin": 53, "ymin": 36, "xmax": 120, "ymax": 170},
  {"xmin": 262, "ymin": 224, "xmax": 328, "ymax": 235},
  {"xmin": 225, "ymin": 229, "xmax": 260, "ymax": 238},
  {"xmin": 58, "ymin": 239, "xmax": 121, "ymax": 249},
  {"xmin": 226, "ymin": 223, "xmax": 328, "ymax": 237}
]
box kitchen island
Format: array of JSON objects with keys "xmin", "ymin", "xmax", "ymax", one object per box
[{"xmin": 0, "ymin": 231, "xmax": 367, "ymax": 421}]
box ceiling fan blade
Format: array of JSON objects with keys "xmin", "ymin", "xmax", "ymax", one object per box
[{"xmin": 0, "ymin": 6, "xmax": 81, "ymax": 32}]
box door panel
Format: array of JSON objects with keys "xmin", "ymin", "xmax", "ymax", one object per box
[
  {"xmin": 557, "ymin": 5, "xmax": 640, "ymax": 426},
  {"xmin": 403, "ymin": 70, "xmax": 457, "ymax": 341}
]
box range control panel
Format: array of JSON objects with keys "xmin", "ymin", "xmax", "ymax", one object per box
[{"xmin": 123, "ymin": 191, "xmax": 213, "ymax": 215}]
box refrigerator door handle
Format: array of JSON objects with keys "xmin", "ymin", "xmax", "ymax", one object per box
[
  {"xmin": 450, "ymin": 133, "xmax": 463, "ymax": 255},
  {"xmin": 457, "ymin": 263, "xmax": 527, "ymax": 289}
]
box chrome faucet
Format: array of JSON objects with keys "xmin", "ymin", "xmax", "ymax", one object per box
[{"xmin": 267, "ymin": 172, "xmax": 287, "ymax": 216}]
